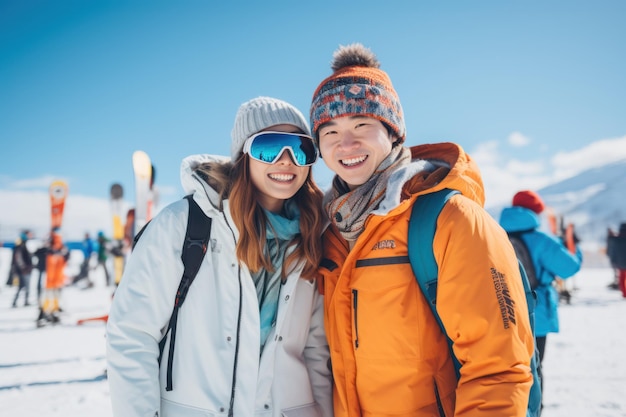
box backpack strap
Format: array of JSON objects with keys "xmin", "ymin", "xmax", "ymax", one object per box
[
  {"xmin": 132, "ymin": 220, "xmax": 150, "ymax": 251},
  {"xmin": 408, "ymin": 189, "xmax": 542, "ymax": 416},
  {"xmin": 158, "ymin": 194, "xmax": 212, "ymax": 391},
  {"xmin": 407, "ymin": 188, "xmax": 461, "ymax": 377},
  {"xmin": 513, "ymin": 255, "xmax": 543, "ymax": 417},
  {"xmin": 507, "ymin": 231, "xmax": 541, "ymax": 290}
]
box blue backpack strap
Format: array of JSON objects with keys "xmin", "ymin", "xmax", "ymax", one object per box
[
  {"xmin": 519, "ymin": 257, "xmax": 542, "ymax": 417},
  {"xmin": 407, "ymin": 188, "xmax": 461, "ymax": 377},
  {"xmin": 516, "ymin": 256, "xmax": 542, "ymax": 417},
  {"xmin": 408, "ymin": 188, "xmax": 542, "ymax": 417}
]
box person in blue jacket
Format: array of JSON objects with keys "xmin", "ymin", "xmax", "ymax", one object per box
[
  {"xmin": 72, "ymin": 232, "xmax": 95, "ymax": 286},
  {"xmin": 500, "ymin": 189, "xmax": 582, "ymax": 411}
]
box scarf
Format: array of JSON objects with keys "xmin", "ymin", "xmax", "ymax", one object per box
[
  {"xmin": 251, "ymin": 200, "xmax": 301, "ymax": 353},
  {"xmin": 325, "ymin": 145, "xmax": 412, "ymax": 242}
]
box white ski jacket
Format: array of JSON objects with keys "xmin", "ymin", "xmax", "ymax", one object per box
[{"xmin": 106, "ymin": 154, "xmax": 333, "ymax": 417}]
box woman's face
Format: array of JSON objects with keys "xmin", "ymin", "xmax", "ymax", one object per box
[{"xmin": 248, "ymin": 124, "xmax": 310, "ymax": 213}]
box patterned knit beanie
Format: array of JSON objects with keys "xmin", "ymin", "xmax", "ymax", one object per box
[
  {"xmin": 512, "ymin": 190, "xmax": 545, "ymax": 214},
  {"xmin": 310, "ymin": 43, "xmax": 405, "ymax": 143},
  {"xmin": 231, "ymin": 96, "xmax": 311, "ymax": 161}
]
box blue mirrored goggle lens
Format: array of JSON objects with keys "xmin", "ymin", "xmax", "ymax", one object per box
[{"xmin": 248, "ymin": 133, "xmax": 317, "ymax": 166}]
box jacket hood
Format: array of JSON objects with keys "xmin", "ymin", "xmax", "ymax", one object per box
[
  {"xmin": 499, "ymin": 206, "xmax": 541, "ymax": 233},
  {"xmin": 180, "ymin": 154, "xmax": 231, "ymax": 217},
  {"xmin": 372, "ymin": 142, "xmax": 485, "ymax": 216}
]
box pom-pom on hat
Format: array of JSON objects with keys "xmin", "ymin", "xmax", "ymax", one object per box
[
  {"xmin": 231, "ymin": 96, "xmax": 311, "ymax": 161},
  {"xmin": 512, "ymin": 190, "xmax": 545, "ymax": 214},
  {"xmin": 309, "ymin": 43, "xmax": 405, "ymax": 143}
]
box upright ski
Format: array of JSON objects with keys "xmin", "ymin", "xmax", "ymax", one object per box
[
  {"xmin": 132, "ymin": 151, "xmax": 153, "ymax": 238},
  {"xmin": 49, "ymin": 180, "xmax": 69, "ymax": 230},
  {"xmin": 40, "ymin": 180, "xmax": 69, "ymax": 327},
  {"xmin": 110, "ymin": 183, "xmax": 125, "ymax": 285}
]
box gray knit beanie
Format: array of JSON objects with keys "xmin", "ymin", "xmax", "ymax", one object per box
[{"xmin": 230, "ymin": 96, "xmax": 311, "ymax": 160}]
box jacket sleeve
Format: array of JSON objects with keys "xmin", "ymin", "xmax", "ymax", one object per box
[
  {"xmin": 106, "ymin": 201, "xmax": 187, "ymax": 417},
  {"xmin": 536, "ymin": 232, "xmax": 582, "ymax": 281},
  {"xmin": 434, "ymin": 195, "xmax": 534, "ymax": 417},
  {"xmin": 303, "ymin": 284, "xmax": 334, "ymax": 417}
]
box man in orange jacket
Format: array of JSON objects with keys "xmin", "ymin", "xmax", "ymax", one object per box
[{"xmin": 310, "ymin": 43, "xmax": 535, "ymax": 416}]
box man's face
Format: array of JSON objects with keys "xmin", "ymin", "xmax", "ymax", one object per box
[{"xmin": 318, "ymin": 116, "xmax": 393, "ymax": 190}]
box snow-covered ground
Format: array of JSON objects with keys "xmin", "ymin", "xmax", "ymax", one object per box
[
  {"xmin": 0, "ymin": 247, "xmax": 625, "ymax": 416},
  {"xmin": 0, "ymin": 248, "xmax": 112, "ymax": 417}
]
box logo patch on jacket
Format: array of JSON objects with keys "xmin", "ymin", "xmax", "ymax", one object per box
[
  {"xmin": 371, "ymin": 240, "xmax": 396, "ymax": 251},
  {"xmin": 491, "ymin": 268, "xmax": 516, "ymax": 329}
]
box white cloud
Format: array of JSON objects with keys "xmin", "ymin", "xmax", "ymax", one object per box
[
  {"xmin": 0, "ymin": 187, "xmax": 169, "ymax": 243},
  {"xmin": 0, "ymin": 190, "xmax": 113, "ymax": 242},
  {"xmin": 505, "ymin": 159, "xmax": 545, "ymax": 176},
  {"xmin": 551, "ymin": 135, "xmax": 626, "ymax": 181},
  {"xmin": 508, "ymin": 131, "xmax": 531, "ymax": 147},
  {"xmin": 0, "ymin": 175, "xmax": 62, "ymax": 190},
  {"xmin": 470, "ymin": 134, "xmax": 626, "ymax": 209},
  {"xmin": 469, "ymin": 140, "xmax": 500, "ymax": 165},
  {"xmin": 0, "ymin": 172, "xmax": 177, "ymax": 242},
  {"xmin": 470, "ymin": 139, "xmax": 552, "ymax": 208}
]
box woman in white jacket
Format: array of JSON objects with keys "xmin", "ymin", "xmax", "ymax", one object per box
[{"xmin": 106, "ymin": 97, "xmax": 333, "ymax": 417}]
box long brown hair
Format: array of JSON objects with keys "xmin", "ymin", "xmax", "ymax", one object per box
[{"xmin": 196, "ymin": 155, "xmax": 324, "ymax": 280}]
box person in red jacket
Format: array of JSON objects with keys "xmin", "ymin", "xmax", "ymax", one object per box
[{"xmin": 310, "ymin": 43, "xmax": 536, "ymax": 416}]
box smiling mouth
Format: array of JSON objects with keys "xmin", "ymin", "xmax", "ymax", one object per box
[
  {"xmin": 341, "ymin": 155, "xmax": 367, "ymax": 167},
  {"xmin": 268, "ymin": 173, "xmax": 296, "ymax": 182}
]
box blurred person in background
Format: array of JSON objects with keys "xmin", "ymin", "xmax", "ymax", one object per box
[
  {"xmin": 500, "ymin": 190, "xmax": 583, "ymax": 412},
  {"xmin": 607, "ymin": 222, "xmax": 626, "ymax": 298},
  {"xmin": 11, "ymin": 230, "xmax": 33, "ymax": 307}
]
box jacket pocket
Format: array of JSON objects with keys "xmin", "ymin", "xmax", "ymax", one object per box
[
  {"xmin": 281, "ymin": 402, "xmax": 322, "ymax": 417},
  {"xmin": 161, "ymin": 398, "xmax": 219, "ymax": 416}
]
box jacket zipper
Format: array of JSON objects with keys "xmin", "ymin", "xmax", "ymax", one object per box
[
  {"xmin": 195, "ymin": 178, "xmax": 242, "ymax": 416},
  {"xmin": 222, "ymin": 209, "xmax": 241, "ymax": 417},
  {"xmin": 352, "ymin": 289, "xmax": 359, "ymax": 349}
]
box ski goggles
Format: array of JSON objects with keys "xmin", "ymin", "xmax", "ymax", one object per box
[{"xmin": 242, "ymin": 131, "xmax": 319, "ymax": 167}]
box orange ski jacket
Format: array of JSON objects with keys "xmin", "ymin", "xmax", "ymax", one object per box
[
  {"xmin": 319, "ymin": 143, "xmax": 534, "ymax": 417},
  {"xmin": 46, "ymin": 234, "xmax": 69, "ymax": 289}
]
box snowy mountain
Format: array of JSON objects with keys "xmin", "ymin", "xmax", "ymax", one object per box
[
  {"xmin": 489, "ymin": 159, "xmax": 626, "ymax": 251},
  {"xmin": 540, "ymin": 159, "xmax": 626, "ymax": 246}
]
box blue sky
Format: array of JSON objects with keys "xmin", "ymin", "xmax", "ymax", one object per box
[{"xmin": 1, "ymin": 0, "xmax": 626, "ymax": 240}]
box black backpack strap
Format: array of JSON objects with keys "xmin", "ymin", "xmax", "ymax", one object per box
[
  {"xmin": 132, "ymin": 221, "xmax": 150, "ymax": 251},
  {"xmin": 158, "ymin": 194, "xmax": 212, "ymax": 391},
  {"xmin": 507, "ymin": 230, "xmax": 543, "ymax": 289}
]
